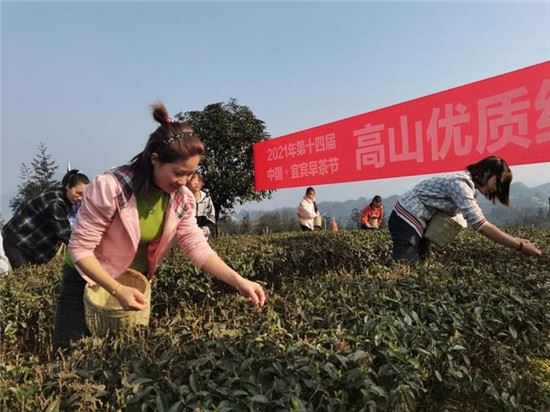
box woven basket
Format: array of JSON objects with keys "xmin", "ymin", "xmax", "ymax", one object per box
[
  {"xmin": 313, "ymin": 214, "xmax": 322, "ymax": 228},
  {"xmin": 84, "ymin": 269, "xmax": 151, "ymax": 336},
  {"xmin": 424, "ymin": 211, "xmax": 467, "ymax": 247}
]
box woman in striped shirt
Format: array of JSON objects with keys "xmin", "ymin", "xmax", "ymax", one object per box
[{"xmin": 388, "ymin": 156, "xmax": 542, "ymax": 262}]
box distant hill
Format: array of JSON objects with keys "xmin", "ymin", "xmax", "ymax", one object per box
[
  {"xmin": 238, "ymin": 182, "xmax": 550, "ymax": 227},
  {"xmin": 477, "ymin": 182, "xmax": 550, "ymax": 225}
]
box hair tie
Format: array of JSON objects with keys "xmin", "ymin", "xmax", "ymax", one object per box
[{"xmin": 68, "ymin": 169, "xmax": 85, "ymax": 175}]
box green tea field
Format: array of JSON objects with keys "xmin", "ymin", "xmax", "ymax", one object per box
[{"xmin": 1, "ymin": 229, "xmax": 549, "ymax": 411}]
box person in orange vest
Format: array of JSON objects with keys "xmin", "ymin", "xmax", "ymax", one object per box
[
  {"xmin": 331, "ymin": 217, "xmax": 339, "ymax": 232},
  {"xmin": 361, "ymin": 195, "xmax": 383, "ymax": 230}
]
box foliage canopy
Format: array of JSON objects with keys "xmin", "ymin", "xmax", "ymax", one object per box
[
  {"xmin": 9, "ymin": 143, "xmax": 59, "ymax": 213},
  {"xmin": 176, "ymin": 99, "xmax": 274, "ymax": 231}
]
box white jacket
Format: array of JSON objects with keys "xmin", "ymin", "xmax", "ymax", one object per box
[
  {"xmin": 194, "ymin": 190, "xmax": 216, "ymax": 237},
  {"xmin": 297, "ymin": 197, "xmax": 318, "ymax": 230},
  {"xmin": 195, "ymin": 190, "xmax": 216, "ymax": 225},
  {"xmin": 0, "ymin": 232, "xmax": 12, "ymax": 274}
]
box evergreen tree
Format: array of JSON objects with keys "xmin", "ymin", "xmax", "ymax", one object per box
[{"xmin": 10, "ymin": 143, "xmax": 59, "ymax": 212}]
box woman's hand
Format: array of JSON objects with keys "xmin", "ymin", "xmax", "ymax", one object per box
[
  {"xmin": 74, "ymin": 256, "xmax": 150, "ymax": 310},
  {"xmin": 235, "ymin": 278, "xmax": 266, "ymax": 307},
  {"xmin": 201, "ymin": 254, "xmax": 267, "ymax": 307},
  {"xmin": 480, "ymin": 224, "xmax": 542, "ymax": 258},
  {"xmin": 115, "ymin": 284, "xmax": 149, "ymax": 310},
  {"xmin": 517, "ymin": 239, "xmax": 542, "ymax": 257}
]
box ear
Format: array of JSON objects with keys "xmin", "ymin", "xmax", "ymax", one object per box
[{"xmin": 151, "ymin": 152, "xmax": 159, "ymax": 167}]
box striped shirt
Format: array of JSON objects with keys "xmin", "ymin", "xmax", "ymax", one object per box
[
  {"xmin": 394, "ymin": 172, "xmax": 487, "ymax": 237},
  {"xmin": 2, "ymin": 187, "xmax": 72, "ymax": 264}
]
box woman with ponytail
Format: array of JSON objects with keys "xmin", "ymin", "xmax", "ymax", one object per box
[
  {"xmin": 2, "ymin": 169, "xmax": 89, "ymax": 269},
  {"xmin": 53, "ymin": 102, "xmax": 266, "ymax": 350}
]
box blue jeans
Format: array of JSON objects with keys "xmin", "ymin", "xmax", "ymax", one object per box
[{"xmin": 388, "ymin": 211, "xmax": 432, "ymax": 263}]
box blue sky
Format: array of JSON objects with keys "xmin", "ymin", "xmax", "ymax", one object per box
[{"xmin": 2, "ymin": 1, "xmax": 550, "ymax": 217}]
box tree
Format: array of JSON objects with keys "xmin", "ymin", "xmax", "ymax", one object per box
[
  {"xmin": 346, "ymin": 208, "xmax": 362, "ymax": 229},
  {"xmin": 239, "ymin": 212, "xmax": 252, "ymax": 234},
  {"xmin": 10, "ymin": 143, "xmax": 59, "ymax": 212},
  {"xmin": 176, "ymin": 99, "xmax": 274, "ymax": 235},
  {"xmin": 255, "ymin": 209, "xmax": 299, "ymax": 234}
]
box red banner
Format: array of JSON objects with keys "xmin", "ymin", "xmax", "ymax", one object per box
[{"xmin": 254, "ymin": 61, "xmax": 550, "ymax": 191}]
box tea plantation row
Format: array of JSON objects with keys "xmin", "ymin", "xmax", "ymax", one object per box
[{"xmin": 1, "ymin": 229, "xmax": 549, "ymax": 411}]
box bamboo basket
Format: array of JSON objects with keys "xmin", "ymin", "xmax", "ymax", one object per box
[
  {"xmin": 424, "ymin": 211, "xmax": 467, "ymax": 247},
  {"xmin": 313, "ymin": 214, "xmax": 323, "ymax": 228},
  {"xmin": 84, "ymin": 269, "xmax": 151, "ymax": 336}
]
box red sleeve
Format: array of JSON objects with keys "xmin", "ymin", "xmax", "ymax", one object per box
[{"xmin": 360, "ymin": 206, "xmax": 370, "ymax": 226}]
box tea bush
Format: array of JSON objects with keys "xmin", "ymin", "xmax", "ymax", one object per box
[{"xmin": 1, "ymin": 229, "xmax": 549, "ymax": 411}]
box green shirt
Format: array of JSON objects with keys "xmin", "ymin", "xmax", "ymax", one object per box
[
  {"xmin": 131, "ymin": 188, "xmax": 168, "ymax": 273},
  {"xmin": 65, "ymin": 189, "xmax": 168, "ymax": 273}
]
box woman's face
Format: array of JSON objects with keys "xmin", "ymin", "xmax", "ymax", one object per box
[
  {"xmin": 478, "ymin": 174, "xmax": 498, "ymax": 197},
  {"xmin": 187, "ymin": 175, "xmax": 203, "ymax": 192},
  {"xmin": 66, "ymin": 182, "xmax": 88, "ymax": 204},
  {"xmin": 152, "ymin": 154, "xmax": 201, "ymax": 194}
]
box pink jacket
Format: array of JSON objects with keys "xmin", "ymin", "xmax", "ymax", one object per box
[{"xmin": 69, "ymin": 167, "xmax": 215, "ymax": 283}]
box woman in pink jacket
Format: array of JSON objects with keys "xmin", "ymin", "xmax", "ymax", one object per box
[{"xmin": 53, "ymin": 102, "xmax": 266, "ymax": 350}]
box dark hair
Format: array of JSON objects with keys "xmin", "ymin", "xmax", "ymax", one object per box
[
  {"xmin": 189, "ymin": 171, "xmax": 203, "ymax": 184},
  {"xmin": 130, "ymin": 101, "xmax": 205, "ymax": 195},
  {"xmin": 187, "ymin": 172, "xmax": 204, "ymax": 190},
  {"xmin": 370, "ymin": 195, "xmax": 382, "ymax": 207},
  {"xmin": 62, "ymin": 169, "xmax": 90, "ymax": 188},
  {"xmin": 466, "ymin": 156, "xmax": 512, "ymax": 205},
  {"xmin": 305, "ymin": 187, "xmax": 315, "ymax": 196}
]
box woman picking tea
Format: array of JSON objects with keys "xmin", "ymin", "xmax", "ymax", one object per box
[
  {"xmin": 53, "ymin": 102, "xmax": 266, "ymax": 350},
  {"xmin": 388, "ymin": 156, "xmax": 542, "ymax": 262}
]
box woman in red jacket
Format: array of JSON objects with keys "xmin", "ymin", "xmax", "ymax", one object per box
[{"xmin": 361, "ymin": 195, "xmax": 383, "ymax": 230}]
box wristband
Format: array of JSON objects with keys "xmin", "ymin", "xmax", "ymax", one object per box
[
  {"xmin": 516, "ymin": 241, "xmax": 523, "ymax": 252},
  {"xmin": 111, "ymin": 283, "xmax": 121, "ymax": 296}
]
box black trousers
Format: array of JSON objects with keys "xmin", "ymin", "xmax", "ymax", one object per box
[
  {"xmin": 2, "ymin": 234, "xmax": 31, "ymax": 269},
  {"xmin": 388, "ymin": 211, "xmax": 432, "ymax": 263},
  {"xmin": 53, "ymin": 264, "xmax": 90, "ymax": 351}
]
